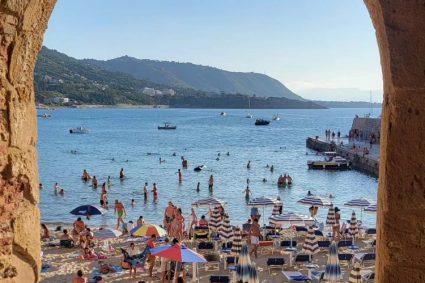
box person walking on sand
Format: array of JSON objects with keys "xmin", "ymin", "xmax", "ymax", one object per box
[
  {"xmin": 249, "ymin": 218, "xmax": 261, "ymax": 258},
  {"xmin": 208, "ymin": 175, "xmax": 214, "ymax": 191},
  {"xmin": 114, "ymin": 200, "xmax": 127, "ymax": 230}
]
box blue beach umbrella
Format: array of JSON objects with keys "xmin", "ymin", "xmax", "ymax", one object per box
[
  {"xmin": 236, "ymin": 245, "xmax": 259, "ymax": 283},
  {"xmin": 70, "ymin": 205, "xmax": 106, "ymax": 216},
  {"xmin": 150, "ymin": 243, "xmax": 207, "ymax": 263},
  {"xmin": 324, "ymin": 241, "xmax": 342, "ymax": 282}
]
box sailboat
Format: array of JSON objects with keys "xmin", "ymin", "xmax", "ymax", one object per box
[{"xmin": 246, "ymin": 96, "xmax": 253, "ymax": 118}]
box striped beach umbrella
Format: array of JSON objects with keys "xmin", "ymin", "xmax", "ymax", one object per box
[
  {"xmin": 192, "ymin": 197, "xmax": 224, "ymax": 208},
  {"xmin": 298, "ymin": 195, "xmax": 332, "ymax": 207},
  {"xmin": 348, "ymin": 211, "xmax": 359, "ymax": 240},
  {"xmin": 344, "ymin": 197, "xmax": 375, "ymax": 221},
  {"xmin": 231, "ymin": 227, "xmax": 242, "ymax": 255},
  {"xmin": 326, "ymin": 204, "xmax": 336, "ymax": 227},
  {"xmin": 348, "ymin": 262, "xmax": 362, "ymax": 283},
  {"xmin": 236, "ymin": 245, "xmax": 259, "ymax": 283},
  {"xmin": 269, "ymin": 212, "xmax": 315, "ymax": 227},
  {"xmin": 248, "ymin": 197, "xmax": 281, "ymax": 207},
  {"xmin": 219, "ymin": 214, "xmax": 233, "ymax": 242},
  {"xmin": 208, "ymin": 206, "xmax": 222, "ymax": 232},
  {"xmin": 364, "ymin": 204, "xmax": 377, "ymax": 213},
  {"xmin": 93, "ymin": 228, "xmax": 122, "ymax": 239},
  {"xmin": 324, "ymin": 241, "xmax": 342, "ymax": 282},
  {"xmin": 130, "ymin": 224, "xmax": 167, "ymax": 237},
  {"xmin": 302, "ymin": 226, "xmax": 319, "ymax": 256}
]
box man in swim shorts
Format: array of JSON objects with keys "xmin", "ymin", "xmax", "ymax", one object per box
[
  {"xmin": 114, "ymin": 199, "xmax": 126, "ymax": 230},
  {"xmin": 249, "ymin": 218, "xmax": 261, "ymax": 258},
  {"xmin": 164, "ymin": 202, "xmax": 174, "ymax": 233}
]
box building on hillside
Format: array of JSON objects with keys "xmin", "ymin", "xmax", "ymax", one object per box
[
  {"xmin": 162, "ymin": 89, "xmax": 176, "ymax": 96},
  {"xmin": 45, "ymin": 97, "xmax": 69, "ymax": 104},
  {"xmin": 142, "ymin": 87, "xmax": 156, "ymax": 96}
]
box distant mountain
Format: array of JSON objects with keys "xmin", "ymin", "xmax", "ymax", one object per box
[
  {"xmin": 34, "ymin": 47, "xmax": 324, "ymax": 109},
  {"xmin": 82, "ymin": 56, "xmax": 303, "ymax": 100},
  {"xmin": 313, "ymin": 100, "xmax": 382, "ymax": 108}
]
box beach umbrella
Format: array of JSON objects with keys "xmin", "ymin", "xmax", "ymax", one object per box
[
  {"xmin": 302, "ymin": 226, "xmax": 319, "ymax": 258},
  {"xmin": 344, "ymin": 198, "xmax": 375, "ymax": 221},
  {"xmin": 208, "ymin": 206, "xmax": 222, "ymax": 233},
  {"xmin": 269, "ymin": 212, "xmax": 315, "ymax": 227},
  {"xmin": 151, "ymin": 243, "xmax": 207, "ymax": 283},
  {"xmin": 298, "ymin": 195, "xmax": 332, "ymax": 207},
  {"xmin": 219, "ymin": 214, "xmax": 233, "ymax": 242},
  {"xmin": 248, "ymin": 197, "xmax": 282, "ymax": 225},
  {"xmin": 364, "ymin": 204, "xmax": 377, "ymax": 213},
  {"xmin": 348, "ymin": 262, "xmax": 362, "ymax": 283},
  {"xmin": 324, "ymin": 241, "xmax": 342, "ymax": 282},
  {"xmin": 93, "ymin": 228, "xmax": 122, "ymax": 239},
  {"xmin": 231, "ymin": 227, "xmax": 243, "ymax": 255},
  {"xmin": 236, "ymin": 244, "xmax": 259, "ymax": 283},
  {"xmin": 70, "ymin": 205, "xmax": 106, "ymax": 216},
  {"xmin": 326, "ymin": 204, "xmax": 336, "ymax": 226},
  {"xmin": 348, "ymin": 211, "xmax": 359, "ymax": 241},
  {"xmin": 151, "ymin": 243, "xmax": 207, "ymax": 263},
  {"xmin": 130, "ymin": 224, "xmax": 167, "ymax": 237},
  {"xmin": 192, "ymin": 197, "xmax": 224, "ymax": 208}
]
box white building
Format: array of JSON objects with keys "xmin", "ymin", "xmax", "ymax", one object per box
[
  {"xmin": 45, "ymin": 97, "xmax": 69, "ymax": 104},
  {"xmin": 142, "ymin": 87, "xmax": 156, "ymax": 96},
  {"xmin": 162, "ymin": 89, "xmax": 176, "ymax": 96}
]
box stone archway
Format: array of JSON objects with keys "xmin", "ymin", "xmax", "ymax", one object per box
[{"xmin": 0, "ymin": 0, "xmax": 424, "ymax": 282}]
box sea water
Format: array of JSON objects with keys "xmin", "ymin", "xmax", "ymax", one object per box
[{"xmin": 37, "ymin": 108, "xmax": 379, "ymax": 228}]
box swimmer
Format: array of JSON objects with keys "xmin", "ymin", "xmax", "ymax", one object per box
[
  {"xmin": 262, "ymin": 178, "xmax": 267, "ymax": 183},
  {"xmin": 111, "ymin": 157, "xmax": 115, "ymax": 161},
  {"xmin": 59, "ymin": 189, "xmax": 64, "ymax": 195},
  {"xmin": 218, "ymin": 152, "xmax": 221, "ymax": 156},
  {"xmin": 39, "ymin": 183, "xmax": 43, "ymax": 190},
  {"xmin": 246, "ymin": 178, "xmax": 250, "ymax": 185},
  {"xmin": 172, "ymin": 152, "xmax": 176, "ymax": 156},
  {"xmin": 329, "ymin": 194, "xmax": 333, "ymax": 198},
  {"xmin": 196, "ymin": 182, "xmax": 200, "ymax": 192},
  {"xmin": 247, "ymin": 160, "xmax": 251, "ymax": 169},
  {"xmin": 307, "ymin": 190, "xmax": 312, "ymax": 196},
  {"xmin": 107, "ymin": 176, "xmax": 112, "ymax": 187},
  {"xmin": 216, "ymin": 157, "xmax": 220, "ymax": 161},
  {"xmin": 266, "ymin": 164, "xmax": 270, "ymax": 168},
  {"xmin": 54, "ymin": 182, "xmax": 61, "ymax": 195},
  {"xmin": 244, "ymin": 186, "xmax": 251, "ymax": 199},
  {"xmin": 143, "ymin": 182, "xmax": 148, "ymax": 199},
  {"xmin": 131, "ymin": 199, "xmax": 135, "ymax": 206},
  {"xmin": 119, "ymin": 168, "xmax": 125, "ymax": 179},
  {"xmin": 270, "ymin": 165, "xmax": 274, "ymax": 172},
  {"xmin": 226, "ymin": 152, "xmax": 230, "ymax": 156}
]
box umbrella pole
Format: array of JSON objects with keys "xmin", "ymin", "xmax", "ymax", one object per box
[
  {"xmin": 174, "ymin": 263, "xmax": 178, "ymax": 283},
  {"xmin": 192, "ymin": 263, "xmax": 197, "ymax": 282}
]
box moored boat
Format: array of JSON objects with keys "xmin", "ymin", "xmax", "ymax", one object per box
[
  {"xmin": 272, "ymin": 114, "xmax": 280, "ymax": 121},
  {"xmin": 220, "ymin": 112, "xmax": 227, "ymax": 116},
  {"xmin": 255, "ymin": 119, "xmax": 270, "ymax": 126},
  {"xmin": 307, "ymin": 156, "xmax": 351, "ymax": 170},
  {"xmin": 69, "ymin": 126, "xmax": 89, "ymax": 134},
  {"xmin": 158, "ymin": 123, "xmax": 176, "ymax": 130}
]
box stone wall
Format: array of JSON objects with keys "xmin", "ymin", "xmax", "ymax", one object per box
[{"xmin": 0, "ymin": 1, "xmax": 56, "ymax": 282}]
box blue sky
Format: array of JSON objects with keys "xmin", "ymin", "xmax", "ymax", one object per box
[{"xmin": 44, "ymin": 0, "xmax": 383, "ymax": 102}]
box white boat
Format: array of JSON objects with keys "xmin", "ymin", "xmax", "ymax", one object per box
[
  {"xmin": 37, "ymin": 113, "xmax": 51, "ymax": 119},
  {"xmin": 272, "ymin": 114, "xmax": 280, "ymax": 121},
  {"xmin": 220, "ymin": 112, "xmax": 227, "ymax": 116},
  {"xmin": 246, "ymin": 113, "xmax": 253, "ymax": 118},
  {"xmin": 307, "ymin": 156, "xmax": 351, "ymax": 170},
  {"xmin": 69, "ymin": 127, "xmax": 89, "ymax": 134}
]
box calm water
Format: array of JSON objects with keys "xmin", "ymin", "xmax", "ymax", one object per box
[{"xmin": 37, "ymin": 108, "xmax": 379, "ymax": 228}]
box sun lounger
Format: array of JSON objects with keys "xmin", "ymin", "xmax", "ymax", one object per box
[
  {"xmin": 198, "ymin": 242, "xmax": 214, "ymax": 254},
  {"xmin": 314, "ymin": 230, "xmax": 324, "ymax": 237},
  {"xmin": 209, "ymin": 275, "xmax": 230, "ymax": 283},
  {"xmin": 317, "ymin": 240, "xmax": 330, "ymax": 250},
  {"xmin": 282, "ymin": 271, "xmax": 311, "ymax": 282},
  {"xmin": 366, "ymin": 228, "xmax": 376, "ymax": 236},
  {"xmin": 224, "ymin": 255, "xmax": 238, "ymax": 270},
  {"xmin": 355, "ymin": 253, "xmax": 375, "ymax": 267},
  {"xmin": 294, "ymin": 254, "xmax": 311, "ymax": 265},
  {"xmin": 337, "ymin": 240, "xmax": 352, "ymax": 248},
  {"xmin": 360, "ymin": 270, "xmax": 375, "ymax": 282},
  {"xmin": 281, "ymin": 240, "xmax": 297, "ymax": 248},
  {"xmin": 259, "ymin": 240, "xmax": 275, "ymax": 255},
  {"xmin": 311, "ymin": 270, "xmax": 324, "ymax": 283},
  {"xmin": 204, "ymin": 253, "xmax": 221, "ymax": 271},
  {"xmin": 267, "ymin": 257, "xmax": 285, "ymax": 273},
  {"xmin": 338, "ymin": 253, "xmax": 354, "ymax": 266}
]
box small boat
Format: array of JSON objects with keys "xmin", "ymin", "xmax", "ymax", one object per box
[
  {"xmin": 158, "ymin": 123, "xmax": 176, "ymax": 130},
  {"xmin": 255, "ymin": 119, "xmax": 270, "ymax": 126},
  {"xmin": 246, "ymin": 113, "xmax": 253, "ymax": 118},
  {"xmin": 37, "ymin": 113, "xmax": 51, "ymax": 119},
  {"xmin": 194, "ymin": 165, "xmax": 206, "ymax": 172},
  {"xmin": 69, "ymin": 127, "xmax": 89, "ymax": 134},
  {"xmin": 220, "ymin": 112, "xmax": 227, "ymax": 116},
  {"xmin": 272, "ymin": 114, "xmax": 280, "ymax": 121},
  {"xmin": 307, "ymin": 156, "xmax": 351, "ymax": 170}
]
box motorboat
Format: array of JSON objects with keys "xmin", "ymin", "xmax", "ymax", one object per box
[
  {"xmin": 307, "ymin": 156, "xmax": 351, "ymax": 170},
  {"xmin": 255, "ymin": 119, "xmax": 270, "ymax": 126},
  {"xmin": 69, "ymin": 127, "xmax": 89, "ymax": 134},
  {"xmin": 272, "ymin": 114, "xmax": 280, "ymax": 121},
  {"xmin": 220, "ymin": 112, "xmax": 227, "ymax": 116},
  {"xmin": 158, "ymin": 123, "xmax": 176, "ymax": 130},
  {"xmin": 194, "ymin": 165, "xmax": 206, "ymax": 172},
  {"xmin": 246, "ymin": 113, "xmax": 253, "ymax": 118},
  {"xmin": 37, "ymin": 113, "xmax": 51, "ymax": 119}
]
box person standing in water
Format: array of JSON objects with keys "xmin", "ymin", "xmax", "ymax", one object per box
[
  {"xmin": 244, "ymin": 186, "xmax": 251, "ymax": 200},
  {"xmin": 270, "ymin": 165, "xmax": 274, "ymax": 173},
  {"xmin": 107, "ymin": 176, "xmax": 112, "ymax": 187},
  {"xmin": 143, "ymin": 182, "xmax": 148, "ymax": 200},
  {"xmin": 208, "ymin": 175, "xmax": 214, "ymax": 191},
  {"xmin": 119, "ymin": 168, "xmax": 125, "ymax": 180},
  {"xmin": 92, "ymin": 176, "xmax": 98, "ymax": 189},
  {"xmin": 196, "ymin": 182, "xmax": 200, "ymax": 192},
  {"xmin": 114, "ymin": 200, "xmax": 127, "ymax": 230},
  {"xmin": 152, "ymin": 183, "xmax": 158, "ymax": 202},
  {"xmin": 177, "ymin": 169, "xmax": 182, "ymax": 183},
  {"xmin": 247, "ymin": 160, "xmax": 251, "ymax": 169}
]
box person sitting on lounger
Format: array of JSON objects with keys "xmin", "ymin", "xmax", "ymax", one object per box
[{"xmin": 198, "ymin": 215, "xmax": 208, "ymax": 228}]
